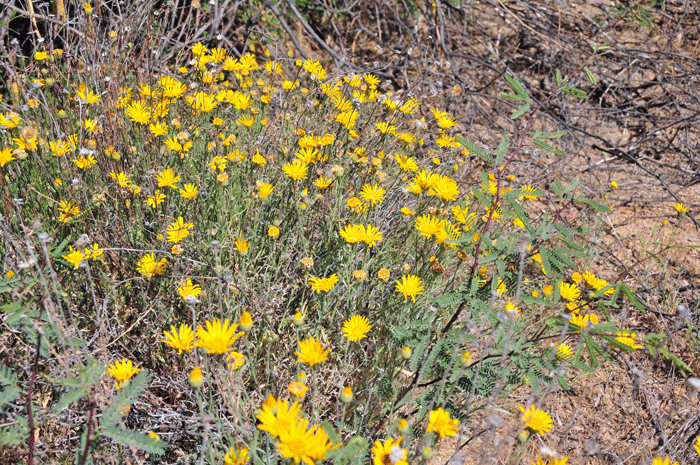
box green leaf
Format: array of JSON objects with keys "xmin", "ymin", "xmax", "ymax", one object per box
[
  {"xmin": 499, "ymin": 92, "xmax": 525, "ymax": 102},
  {"xmin": 577, "ymin": 197, "xmax": 611, "ymax": 213},
  {"xmin": 504, "ymin": 74, "xmax": 529, "ymax": 100},
  {"xmin": 510, "ymin": 103, "xmax": 531, "ymax": 120},
  {"xmin": 532, "ymin": 138, "xmax": 566, "ymax": 156},
  {"xmin": 456, "ymin": 136, "xmax": 494, "ymax": 163},
  {"xmin": 102, "ymin": 426, "xmax": 166, "ymax": 454},
  {"xmin": 321, "ymin": 422, "xmax": 340, "ymax": 444},
  {"xmin": 432, "ymin": 292, "xmax": 464, "ymax": 309},
  {"xmin": 561, "ymin": 86, "xmax": 587, "ymax": 99},
  {"xmin": 421, "ymin": 338, "xmax": 445, "ymax": 380},
  {"xmin": 520, "ymin": 294, "xmax": 553, "ymax": 307},
  {"xmin": 583, "ymin": 67, "xmax": 597, "ymax": 84},
  {"xmin": 495, "ymin": 134, "xmax": 509, "ymax": 164},
  {"xmin": 619, "ymin": 285, "xmax": 646, "ymax": 314},
  {"xmin": 54, "ymin": 389, "xmax": 86, "ymax": 412}
]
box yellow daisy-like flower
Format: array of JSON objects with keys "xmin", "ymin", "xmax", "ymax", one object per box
[
  {"xmin": 395, "ymin": 274, "xmax": 424, "ymax": 302},
  {"xmin": 258, "ymin": 183, "xmax": 274, "ymax": 198},
  {"xmin": 694, "ymin": 436, "xmax": 700, "ymax": 455},
  {"xmin": 559, "ymin": 282, "xmax": 581, "ymax": 301},
  {"xmin": 166, "ymin": 217, "xmax": 193, "ymax": 243},
  {"xmin": 194, "ymin": 318, "xmax": 243, "ymax": 355},
  {"xmin": 257, "ymin": 397, "xmax": 302, "ymax": 438},
  {"xmin": 156, "ymin": 168, "xmax": 181, "ymax": 188},
  {"xmin": 106, "ymin": 359, "xmax": 140, "ymax": 389},
  {"xmin": 426, "ymin": 408, "xmax": 459, "ymax": 438},
  {"xmin": 308, "ymin": 274, "xmax": 338, "ymax": 293},
  {"xmin": 289, "ymin": 381, "xmax": 309, "ymax": 399},
  {"xmin": 179, "ymin": 183, "xmax": 198, "ymax": 200},
  {"xmin": 295, "ymin": 337, "xmax": 329, "ymax": 366},
  {"xmin": 0, "ymin": 147, "xmax": 16, "ymax": 167},
  {"xmin": 371, "ymin": 437, "xmax": 408, "ymax": 465},
  {"xmin": 224, "ymin": 446, "xmax": 250, "ymax": 465},
  {"xmin": 614, "ymin": 328, "xmax": 643, "ymax": 350},
  {"xmin": 652, "ymin": 458, "xmax": 679, "ymax": 465},
  {"xmin": 235, "ymin": 237, "xmax": 249, "ymax": 254},
  {"xmin": 342, "ymin": 315, "xmax": 372, "ymax": 341},
  {"xmin": 282, "ymin": 160, "xmax": 309, "ymax": 181},
  {"xmin": 556, "ymin": 343, "xmax": 574, "ymax": 360},
  {"xmin": 276, "ymin": 417, "xmax": 331, "ymax": 465},
  {"xmin": 62, "ymin": 248, "xmax": 85, "ymax": 269},
  {"xmin": 177, "ymin": 279, "xmax": 202, "ymax": 301},
  {"xmin": 268, "ymin": 226, "xmax": 280, "ymax": 238},
  {"xmin": 162, "ymin": 323, "xmax": 195, "ymax": 354},
  {"xmin": 359, "ymin": 183, "xmax": 385, "ymax": 207},
  {"xmin": 136, "ymin": 253, "xmax": 167, "ymax": 278},
  {"xmin": 518, "ymin": 405, "xmax": 553, "ymax": 435},
  {"xmin": 674, "ymin": 202, "xmax": 689, "ymax": 215}
]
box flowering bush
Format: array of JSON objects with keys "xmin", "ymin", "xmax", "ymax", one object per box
[{"xmin": 0, "ymin": 14, "xmax": 692, "ymax": 464}]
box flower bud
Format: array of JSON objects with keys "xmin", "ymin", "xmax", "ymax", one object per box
[
  {"xmin": 401, "ymin": 346, "xmax": 412, "ymax": 360},
  {"xmin": 189, "ymin": 367, "xmax": 204, "ymax": 388},
  {"xmin": 340, "ymin": 386, "xmax": 353, "ymax": 403}
]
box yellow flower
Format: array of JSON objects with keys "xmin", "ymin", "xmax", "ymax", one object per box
[
  {"xmin": 227, "ymin": 350, "xmax": 245, "ymax": 370},
  {"xmin": 559, "ymin": 282, "xmax": 581, "ymax": 301},
  {"xmin": 694, "ymin": 436, "xmax": 700, "ymax": 455},
  {"xmin": 62, "ymin": 248, "xmax": 85, "ymax": 269},
  {"xmin": 136, "ymin": 253, "xmax": 167, "ymax": 278},
  {"xmin": 614, "ymin": 328, "xmax": 642, "ymax": 350},
  {"xmin": 257, "ymin": 397, "xmax": 302, "ymax": 438},
  {"xmin": 342, "ymin": 315, "xmax": 371, "ymax": 341},
  {"xmin": 235, "ymin": 237, "xmax": 249, "ymax": 254},
  {"xmin": 224, "ymin": 447, "xmax": 250, "ymax": 465},
  {"xmin": 188, "ymin": 366, "xmax": 204, "ymax": 388},
  {"xmin": 268, "ymin": 226, "xmax": 280, "ymax": 238},
  {"xmin": 178, "ymin": 279, "xmax": 202, "ymax": 301},
  {"xmin": 34, "ymin": 51, "xmax": 49, "ymax": 61},
  {"xmin": 428, "ymin": 175, "xmax": 460, "ymax": 202},
  {"xmin": 556, "ymin": 343, "xmax": 574, "ymax": 360},
  {"xmin": 359, "ymin": 183, "xmax": 385, "ymax": 207},
  {"xmin": 156, "ymin": 168, "xmax": 181, "ymax": 188},
  {"xmin": 145, "ymin": 190, "xmax": 166, "ymax": 208},
  {"xmin": 166, "ymin": 217, "xmax": 193, "ymax": 243},
  {"xmin": 652, "ymin": 458, "xmax": 679, "ymax": 465},
  {"xmin": 258, "ymin": 183, "xmax": 274, "ymax": 198},
  {"xmin": 308, "ymin": 274, "xmax": 338, "ymax": 293},
  {"xmin": 282, "ymin": 160, "xmax": 309, "ymax": 181},
  {"xmin": 395, "ymin": 274, "xmax": 424, "ymax": 302},
  {"xmin": 674, "ymin": 202, "xmax": 689, "ymax": 215},
  {"xmin": 426, "ymin": 408, "xmax": 459, "ymax": 438},
  {"xmin": 162, "ymin": 324, "xmax": 195, "ymax": 354},
  {"xmin": 106, "ymin": 359, "xmax": 140, "ymax": 389},
  {"xmin": 415, "ymin": 214, "xmax": 445, "ymax": 239},
  {"xmin": 239, "ymin": 311, "xmax": 253, "ymax": 331},
  {"xmin": 314, "ymin": 175, "xmax": 333, "ymax": 191},
  {"xmin": 377, "ymin": 268, "xmax": 390, "ymax": 281},
  {"xmin": 195, "ymin": 318, "xmax": 243, "ymax": 354},
  {"xmin": 295, "ymin": 337, "xmax": 329, "ymax": 366},
  {"xmin": 125, "ymin": 100, "xmax": 152, "ymax": 125},
  {"xmin": 371, "ymin": 438, "xmax": 407, "ymax": 465},
  {"xmin": 518, "ymin": 405, "xmax": 553, "ymax": 435},
  {"xmin": 0, "ymin": 147, "xmax": 16, "ymax": 167},
  {"xmin": 352, "ymin": 270, "xmax": 366, "ymax": 280},
  {"xmin": 570, "ymin": 312, "xmax": 598, "ymax": 330},
  {"xmin": 76, "ymin": 84, "xmax": 100, "ymax": 104},
  {"xmin": 289, "ymin": 381, "xmax": 309, "ymax": 399},
  {"xmin": 179, "ymin": 183, "xmax": 198, "ymax": 200}
]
